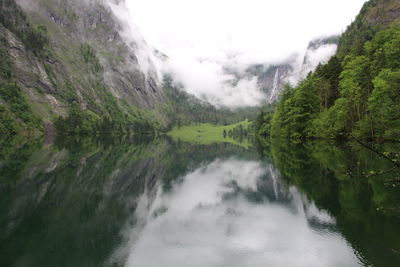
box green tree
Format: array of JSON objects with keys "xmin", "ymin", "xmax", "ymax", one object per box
[
  {"xmin": 339, "ymin": 55, "xmax": 371, "ymax": 131},
  {"xmin": 367, "ymin": 69, "xmax": 400, "ymax": 140}
]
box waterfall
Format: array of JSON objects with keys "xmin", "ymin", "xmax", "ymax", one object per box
[
  {"xmin": 269, "ymin": 67, "xmax": 280, "ymax": 103},
  {"xmin": 269, "ymin": 166, "xmax": 279, "ymax": 200}
]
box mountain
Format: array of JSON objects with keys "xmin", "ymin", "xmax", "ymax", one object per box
[
  {"xmin": 231, "ymin": 36, "xmax": 339, "ymax": 104},
  {"xmin": 0, "ymin": 0, "xmax": 166, "ymax": 137},
  {"xmin": 162, "ymin": 75, "xmax": 261, "ymax": 129},
  {"xmin": 338, "ymin": 0, "xmax": 400, "ymax": 58},
  {"xmin": 243, "ymin": 64, "xmax": 293, "ymax": 103},
  {"xmin": 299, "ymin": 35, "xmax": 339, "ymax": 79},
  {"xmin": 258, "ymin": 0, "xmax": 400, "ymax": 140}
]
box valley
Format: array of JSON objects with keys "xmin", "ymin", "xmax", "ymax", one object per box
[{"xmin": 0, "ymin": 0, "xmax": 399, "ymax": 266}]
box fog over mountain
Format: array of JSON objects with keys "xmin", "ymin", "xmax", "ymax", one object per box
[{"xmin": 114, "ymin": 0, "xmax": 367, "ymax": 107}]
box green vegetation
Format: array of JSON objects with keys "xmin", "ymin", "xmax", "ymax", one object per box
[
  {"xmin": 1, "ymin": 0, "xmax": 261, "ymax": 140},
  {"xmin": 163, "ymin": 75, "xmax": 260, "ymax": 130},
  {"xmin": 255, "ymin": 2, "xmax": 400, "ymax": 261},
  {"xmin": 0, "ymin": 136, "xmax": 165, "ymax": 267},
  {"xmin": 337, "ymin": 0, "xmax": 400, "ymax": 58},
  {"xmin": 0, "ymin": 0, "xmax": 49, "ymax": 138},
  {"xmin": 0, "ymin": 137, "xmax": 42, "ymax": 184},
  {"xmin": 257, "ymin": 139, "xmax": 400, "ymax": 265},
  {"xmin": 0, "ymin": 44, "xmax": 12, "ymax": 80},
  {"xmin": 80, "ymin": 43, "xmax": 103, "ymax": 73},
  {"xmin": 55, "ymin": 106, "xmax": 157, "ymax": 137},
  {"xmin": 0, "ymin": 83, "xmax": 42, "ymax": 136},
  {"xmin": 266, "ymin": 140, "xmax": 400, "ymax": 217},
  {"xmin": 0, "ymin": 0, "xmax": 48, "ymax": 55},
  {"xmin": 0, "ymin": 135, "xmax": 259, "ymax": 267},
  {"xmin": 259, "ymin": 17, "xmax": 400, "ymax": 140},
  {"xmin": 167, "ymin": 120, "xmax": 253, "ymax": 147},
  {"xmin": 52, "ymin": 49, "xmax": 164, "ymax": 137},
  {"xmin": 0, "ymin": 0, "xmax": 168, "ymax": 139}
]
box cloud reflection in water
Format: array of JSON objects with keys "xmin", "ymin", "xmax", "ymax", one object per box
[{"xmin": 117, "ymin": 158, "xmax": 361, "ymax": 267}]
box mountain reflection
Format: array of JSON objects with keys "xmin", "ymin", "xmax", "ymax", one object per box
[{"xmin": 1, "ymin": 137, "xmax": 399, "ymax": 267}]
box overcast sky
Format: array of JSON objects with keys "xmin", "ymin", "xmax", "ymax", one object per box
[{"xmin": 123, "ymin": 0, "xmax": 367, "ymax": 107}]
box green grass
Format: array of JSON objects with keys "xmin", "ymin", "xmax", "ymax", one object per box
[{"xmin": 167, "ymin": 120, "xmax": 252, "ymax": 148}]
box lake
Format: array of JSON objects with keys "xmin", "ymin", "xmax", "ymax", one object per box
[{"xmin": 0, "ymin": 136, "xmax": 399, "ymax": 267}]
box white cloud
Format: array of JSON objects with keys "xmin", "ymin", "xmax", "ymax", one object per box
[
  {"xmin": 290, "ymin": 43, "xmax": 339, "ymax": 83},
  {"xmin": 165, "ymin": 55, "xmax": 265, "ymax": 107},
  {"xmin": 106, "ymin": 0, "xmax": 158, "ymax": 76},
  {"xmin": 122, "ymin": 0, "xmax": 367, "ymax": 107}
]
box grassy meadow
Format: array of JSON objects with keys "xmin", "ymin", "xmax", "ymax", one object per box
[{"xmin": 167, "ymin": 120, "xmax": 252, "ymax": 148}]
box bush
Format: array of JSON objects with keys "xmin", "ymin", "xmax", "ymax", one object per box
[
  {"xmin": 0, "ymin": 82, "xmax": 42, "ymax": 130},
  {"xmin": 0, "ymin": 0, "xmax": 48, "ymax": 56},
  {"xmin": 0, "ymin": 104, "xmax": 18, "ymax": 135},
  {"xmin": 0, "ymin": 46, "xmax": 12, "ymax": 80},
  {"xmin": 80, "ymin": 44, "xmax": 103, "ymax": 73}
]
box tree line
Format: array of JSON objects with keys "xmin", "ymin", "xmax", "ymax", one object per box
[
  {"xmin": 163, "ymin": 75, "xmax": 261, "ymax": 130},
  {"xmin": 258, "ymin": 23, "xmax": 400, "ymax": 141}
]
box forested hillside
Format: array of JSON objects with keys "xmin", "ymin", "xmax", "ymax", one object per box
[
  {"xmin": 258, "ymin": 0, "xmax": 400, "ymax": 141},
  {"xmin": 162, "ymin": 75, "xmax": 262, "ymax": 130},
  {"xmin": 0, "ymin": 0, "xmax": 167, "ymax": 138}
]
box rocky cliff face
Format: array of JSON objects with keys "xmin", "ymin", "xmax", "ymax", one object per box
[
  {"xmin": 363, "ymin": 0, "xmax": 400, "ymax": 26},
  {"xmin": 259, "ymin": 0, "xmax": 400, "ymax": 103},
  {"xmin": 337, "ymin": 0, "xmax": 400, "ymax": 58},
  {"xmin": 19, "ymin": 0, "xmax": 165, "ymax": 108},
  {"xmin": 243, "ymin": 64, "xmax": 293, "ymax": 103},
  {"xmin": 0, "ymin": 0, "xmax": 166, "ymax": 135},
  {"xmin": 298, "ymin": 36, "xmax": 339, "ymax": 79},
  {"xmin": 234, "ymin": 36, "xmax": 338, "ymax": 104}
]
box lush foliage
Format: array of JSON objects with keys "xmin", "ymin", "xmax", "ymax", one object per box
[
  {"xmin": 0, "ymin": 43, "xmax": 12, "ymax": 80},
  {"xmin": 263, "ymin": 24, "xmax": 400, "ymax": 140},
  {"xmin": 0, "ymin": 82, "xmax": 42, "ymax": 136},
  {"xmin": 55, "ymin": 106, "xmax": 157, "ymax": 137},
  {"xmin": 80, "ymin": 44, "xmax": 103, "ymax": 73},
  {"xmin": 0, "ymin": 0, "xmax": 49, "ymax": 138},
  {"xmin": 0, "ymin": 0, "xmax": 165, "ymax": 139},
  {"xmin": 167, "ymin": 120, "xmax": 253, "ymax": 147},
  {"xmin": 163, "ymin": 75, "xmax": 261, "ymax": 130}
]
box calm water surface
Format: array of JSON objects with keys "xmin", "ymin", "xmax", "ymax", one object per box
[{"xmin": 0, "ymin": 137, "xmax": 399, "ymax": 267}]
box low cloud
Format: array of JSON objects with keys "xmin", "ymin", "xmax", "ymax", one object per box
[
  {"xmin": 106, "ymin": 0, "xmax": 158, "ymax": 76},
  {"xmin": 18, "ymin": 0, "xmax": 367, "ymax": 107},
  {"xmin": 164, "ymin": 55, "xmax": 266, "ymax": 107},
  {"xmin": 120, "ymin": 0, "xmax": 367, "ymax": 107},
  {"xmin": 299, "ymin": 43, "xmax": 338, "ymax": 80}
]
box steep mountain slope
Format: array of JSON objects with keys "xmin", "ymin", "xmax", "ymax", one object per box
[
  {"xmin": 338, "ymin": 0, "xmax": 400, "ymax": 58},
  {"xmin": 243, "ymin": 64, "xmax": 293, "ymax": 103},
  {"xmin": 0, "ymin": 0, "xmax": 166, "ymax": 137},
  {"xmin": 258, "ymin": 0, "xmax": 400, "ymax": 140},
  {"xmin": 227, "ymin": 36, "xmax": 339, "ymax": 104},
  {"xmin": 299, "ymin": 36, "xmax": 339, "ymax": 79}
]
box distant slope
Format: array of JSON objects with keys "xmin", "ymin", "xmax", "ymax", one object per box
[
  {"xmin": 226, "ymin": 36, "xmax": 339, "ymax": 104},
  {"xmin": 162, "ymin": 75, "xmax": 262, "ymax": 130}
]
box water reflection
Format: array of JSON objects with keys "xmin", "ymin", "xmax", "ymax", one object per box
[
  {"xmin": 117, "ymin": 158, "xmax": 361, "ymax": 267},
  {"xmin": 0, "ymin": 137, "xmax": 399, "ymax": 267}
]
